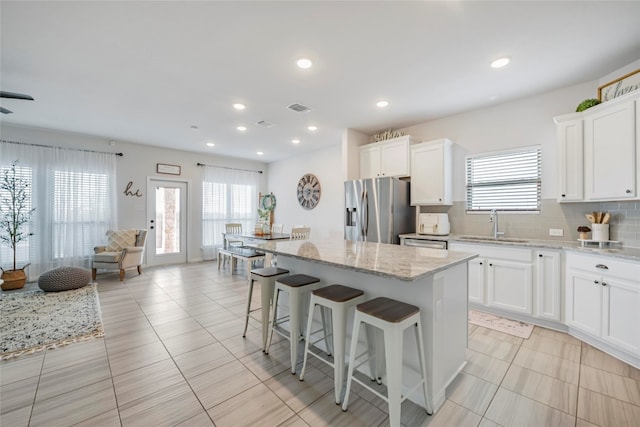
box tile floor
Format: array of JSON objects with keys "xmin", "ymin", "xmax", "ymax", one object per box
[{"xmin": 1, "ymin": 261, "xmax": 640, "ymax": 426}]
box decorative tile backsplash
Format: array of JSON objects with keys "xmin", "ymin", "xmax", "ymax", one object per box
[{"xmin": 433, "ymin": 199, "xmax": 640, "ymax": 248}]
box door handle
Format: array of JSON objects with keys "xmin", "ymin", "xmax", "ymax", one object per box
[{"xmin": 595, "ymin": 264, "xmax": 608, "ymax": 270}]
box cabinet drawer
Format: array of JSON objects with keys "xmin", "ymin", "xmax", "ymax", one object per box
[
  {"xmin": 566, "ymin": 252, "xmax": 639, "ymax": 282},
  {"xmin": 449, "ymin": 242, "xmax": 532, "ymax": 262}
]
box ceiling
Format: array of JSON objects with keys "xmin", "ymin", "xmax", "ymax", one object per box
[{"xmin": 2, "ymin": 1, "xmax": 640, "ymax": 163}]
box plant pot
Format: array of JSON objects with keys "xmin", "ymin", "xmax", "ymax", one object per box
[{"xmin": 1, "ymin": 269, "xmax": 27, "ymax": 290}]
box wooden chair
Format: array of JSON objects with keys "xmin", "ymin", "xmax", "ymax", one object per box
[
  {"xmin": 290, "ymin": 227, "xmax": 311, "ymax": 240},
  {"xmin": 222, "ymin": 223, "xmax": 244, "ymax": 266}
]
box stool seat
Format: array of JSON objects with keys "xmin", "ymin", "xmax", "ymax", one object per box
[
  {"xmin": 251, "ymin": 266, "xmax": 290, "ymax": 278},
  {"xmin": 357, "ymin": 297, "xmax": 419, "ymax": 323},
  {"xmin": 313, "ymin": 284, "xmax": 364, "ymax": 302},
  {"xmin": 277, "ymin": 274, "xmax": 320, "ymax": 287}
]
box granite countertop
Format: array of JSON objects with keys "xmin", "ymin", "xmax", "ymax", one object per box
[
  {"xmin": 251, "ymin": 239, "xmax": 477, "ymax": 281},
  {"xmin": 399, "ymin": 233, "xmax": 640, "ymax": 263}
]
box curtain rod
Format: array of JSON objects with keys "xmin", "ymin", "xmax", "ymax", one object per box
[
  {"xmin": 196, "ymin": 162, "xmax": 262, "ymax": 174},
  {"xmin": 1, "ymin": 139, "xmax": 123, "ymax": 156}
]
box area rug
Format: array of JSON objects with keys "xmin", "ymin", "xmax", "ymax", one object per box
[
  {"xmin": 0, "ymin": 284, "xmax": 104, "ymax": 360},
  {"xmin": 468, "ymin": 309, "xmax": 533, "ymax": 339}
]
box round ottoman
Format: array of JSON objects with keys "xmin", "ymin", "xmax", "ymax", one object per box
[{"xmin": 38, "ymin": 267, "xmax": 92, "ymax": 292}]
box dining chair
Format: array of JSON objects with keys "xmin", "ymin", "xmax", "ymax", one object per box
[
  {"xmin": 290, "ymin": 227, "xmax": 311, "ymax": 240},
  {"xmin": 271, "ymin": 223, "xmax": 284, "ymax": 234},
  {"xmin": 222, "ymin": 223, "xmax": 244, "ymax": 266}
]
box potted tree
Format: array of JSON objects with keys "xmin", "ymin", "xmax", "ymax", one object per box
[{"xmin": 0, "ymin": 160, "xmax": 35, "ymax": 290}]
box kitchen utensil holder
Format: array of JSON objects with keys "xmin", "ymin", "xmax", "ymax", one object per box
[{"xmin": 591, "ymin": 223, "xmax": 609, "ymax": 242}]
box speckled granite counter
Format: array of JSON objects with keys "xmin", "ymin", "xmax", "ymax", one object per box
[
  {"xmin": 399, "ymin": 233, "xmax": 640, "ymax": 263},
  {"xmin": 252, "ymin": 239, "xmax": 477, "ymax": 281}
]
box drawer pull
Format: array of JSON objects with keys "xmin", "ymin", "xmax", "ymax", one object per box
[
  {"xmin": 595, "ymin": 264, "xmax": 609, "ymax": 270},
  {"xmin": 594, "ymin": 280, "xmax": 599, "ymax": 285},
  {"xmin": 602, "ymin": 282, "xmax": 607, "ymax": 287}
]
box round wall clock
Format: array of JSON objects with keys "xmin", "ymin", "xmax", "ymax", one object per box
[{"xmin": 296, "ymin": 173, "xmax": 321, "ymax": 210}]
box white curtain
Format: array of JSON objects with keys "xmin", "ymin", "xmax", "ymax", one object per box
[
  {"xmin": 0, "ymin": 141, "xmax": 117, "ymax": 278},
  {"xmin": 201, "ymin": 165, "xmax": 259, "ymax": 258}
]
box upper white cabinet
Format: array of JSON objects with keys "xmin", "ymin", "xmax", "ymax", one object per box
[
  {"xmin": 359, "ymin": 135, "xmax": 415, "ymax": 179},
  {"xmin": 584, "ymin": 99, "xmax": 636, "ymax": 200},
  {"xmin": 555, "ymin": 115, "xmax": 583, "ymax": 202},
  {"xmin": 410, "ymin": 138, "xmax": 453, "ymax": 205},
  {"xmin": 554, "ymin": 91, "xmax": 640, "ymax": 202}
]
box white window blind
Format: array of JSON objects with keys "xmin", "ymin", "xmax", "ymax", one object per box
[{"xmin": 466, "ymin": 147, "xmax": 541, "ymax": 212}]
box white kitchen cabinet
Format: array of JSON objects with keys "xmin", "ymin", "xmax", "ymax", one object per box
[
  {"xmin": 410, "ymin": 138, "xmax": 453, "ymax": 205},
  {"xmin": 468, "ymin": 257, "xmax": 486, "ymax": 305},
  {"xmin": 565, "ymin": 252, "xmax": 640, "ymax": 355},
  {"xmin": 555, "ymin": 115, "xmax": 583, "ymax": 202},
  {"xmin": 535, "ymin": 250, "xmax": 562, "ymax": 321},
  {"xmin": 359, "ymin": 135, "xmax": 415, "ymax": 179},
  {"xmin": 584, "ymin": 99, "xmax": 636, "ymax": 200}
]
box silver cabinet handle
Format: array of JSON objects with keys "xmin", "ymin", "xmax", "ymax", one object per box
[{"xmin": 595, "ymin": 264, "xmax": 609, "ymax": 270}]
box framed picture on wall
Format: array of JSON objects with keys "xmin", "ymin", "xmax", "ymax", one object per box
[
  {"xmin": 598, "ymin": 69, "xmax": 640, "ymax": 102},
  {"xmin": 156, "ymin": 163, "xmax": 181, "ymax": 175}
]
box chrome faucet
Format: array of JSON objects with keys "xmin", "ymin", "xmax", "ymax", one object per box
[{"xmin": 490, "ymin": 209, "xmax": 505, "ymax": 239}]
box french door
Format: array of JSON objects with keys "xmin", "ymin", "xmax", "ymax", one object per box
[{"xmin": 146, "ymin": 178, "xmax": 188, "ymax": 266}]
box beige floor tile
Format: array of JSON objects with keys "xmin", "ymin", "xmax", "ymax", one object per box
[
  {"xmin": 265, "ymin": 364, "xmax": 334, "ymax": 412},
  {"xmin": 485, "ymin": 388, "xmax": 575, "ymax": 427},
  {"xmin": 107, "ymin": 340, "xmax": 170, "ymax": 377},
  {"xmin": 173, "ymin": 342, "xmax": 235, "ymax": 379},
  {"xmin": 575, "ymin": 418, "xmax": 599, "ymax": 427},
  {"xmin": 445, "ymin": 371, "xmax": 498, "ymax": 415},
  {"xmin": 208, "ymin": 383, "xmax": 295, "ymax": 427},
  {"xmin": 220, "ymin": 333, "xmax": 268, "ymax": 358},
  {"xmin": 512, "ymin": 346, "xmax": 580, "ymax": 384},
  {"xmin": 477, "ymin": 418, "xmax": 502, "ymax": 427},
  {"xmin": 299, "ymin": 391, "xmax": 388, "ymax": 427},
  {"xmin": 41, "ymin": 338, "xmax": 107, "ymax": 374},
  {"xmin": 462, "ymin": 348, "xmax": 510, "ymax": 385},
  {"xmin": 187, "ymin": 359, "xmax": 260, "ymax": 409},
  {"xmin": 36, "ymin": 356, "xmax": 112, "ymax": 403},
  {"xmin": 112, "ymin": 359, "xmax": 185, "ymax": 406},
  {"xmin": 240, "ymin": 341, "xmax": 293, "ymax": 382},
  {"xmin": 205, "ymin": 317, "xmax": 247, "ymax": 341},
  {"xmin": 192, "ymin": 308, "xmax": 239, "ymax": 328},
  {"xmin": 577, "ymin": 387, "xmax": 640, "ymax": 427},
  {"xmin": 0, "ymin": 352, "xmax": 44, "ymax": 386},
  {"xmin": 0, "ymin": 375, "xmax": 39, "ymax": 415},
  {"xmin": 521, "ymin": 334, "xmax": 581, "ymax": 362},
  {"xmin": 501, "ymin": 364, "xmax": 578, "ymax": 415},
  {"xmin": 174, "ymin": 411, "xmax": 215, "ymax": 426},
  {"xmin": 29, "ymin": 378, "xmax": 117, "ymax": 426},
  {"xmin": 581, "ymin": 343, "xmax": 640, "ymax": 381},
  {"xmin": 72, "ymin": 408, "xmax": 121, "ymax": 426},
  {"xmin": 162, "ymin": 328, "xmax": 218, "ymax": 356},
  {"xmin": 579, "ymin": 364, "xmax": 640, "ymax": 406},
  {"xmin": 418, "ymin": 400, "xmax": 481, "ymax": 427},
  {"xmin": 467, "ymin": 333, "xmax": 520, "ymax": 362},
  {"xmin": 152, "ymin": 317, "xmax": 204, "ymax": 340},
  {"xmin": 145, "ymin": 307, "xmax": 192, "ymax": 326},
  {"xmin": 532, "ymin": 326, "xmax": 581, "ymax": 346},
  {"xmin": 471, "ymin": 325, "xmax": 524, "ymax": 346},
  {"xmin": 1, "ymin": 405, "xmax": 33, "ymax": 427},
  {"xmin": 105, "ymin": 328, "xmax": 160, "ymax": 354},
  {"xmin": 279, "ymin": 414, "xmax": 312, "ymax": 427}
]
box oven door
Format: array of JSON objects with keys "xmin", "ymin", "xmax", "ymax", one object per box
[{"xmin": 403, "ymin": 238, "xmax": 448, "ymax": 250}]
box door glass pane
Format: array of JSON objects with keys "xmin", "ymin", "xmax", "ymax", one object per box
[{"xmin": 155, "ymin": 186, "xmax": 181, "ymax": 254}]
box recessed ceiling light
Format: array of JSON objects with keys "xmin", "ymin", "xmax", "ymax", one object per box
[
  {"xmin": 256, "ymin": 151, "xmax": 264, "ymax": 156},
  {"xmin": 307, "ymin": 125, "xmax": 317, "ymax": 132},
  {"xmin": 233, "ymin": 103, "xmax": 246, "ymax": 110},
  {"xmin": 490, "ymin": 57, "xmax": 510, "ymax": 68},
  {"xmin": 292, "ymin": 139, "xmax": 301, "ymax": 144},
  {"xmin": 376, "ymin": 100, "xmax": 389, "ymax": 108},
  {"xmin": 296, "ymin": 58, "xmax": 312, "ymax": 69},
  {"xmin": 237, "ymin": 126, "xmax": 247, "ymax": 132},
  {"xmin": 206, "ymin": 142, "xmax": 215, "ymax": 147}
]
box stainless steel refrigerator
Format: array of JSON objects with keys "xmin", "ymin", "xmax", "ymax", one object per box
[{"xmin": 344, "ymin": 177, "xmax": 414, "ymax": 244}]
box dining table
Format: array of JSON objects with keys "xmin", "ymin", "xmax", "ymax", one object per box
[{"xmin": 222, "ymin": 231, "xmax": 291, "ymax": 267}]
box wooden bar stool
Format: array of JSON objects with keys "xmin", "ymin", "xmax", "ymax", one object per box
[
  {"xmin": 299, "ymin": 284, "xmax": 365, "ymax": 404},
  {"xmin": 244, "ymin": 267, "xmax": 290, "ymax": 351},
  {"xmin": 265, "ymin": 273, "xmax": 323, "ymax": 374},
  {"xmin": 342, "ymin": 297, "xmax": 433, "ymax": 427}
]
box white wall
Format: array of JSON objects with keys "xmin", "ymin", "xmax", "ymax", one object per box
[
  {"xmin": 1, "ymin": 124, "xmax": 267, "ymax": 262},
  {"xmin": 400, "ymin": 80, "xmax": 598, "ymax": 201},
  {"xmin": 266, "ymin": 144, "xmax": 343, "ymax": 241}
]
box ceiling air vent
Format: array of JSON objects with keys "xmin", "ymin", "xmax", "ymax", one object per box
[
  {"xmin": 256, "ymin": 120, "xmax": 275, "ymax": 128},
  {"xmin": 287, "ymin": 103, "xmax": 312, "ymax": 113}
]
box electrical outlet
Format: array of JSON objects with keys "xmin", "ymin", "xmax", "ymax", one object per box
[{"xmin": 549, "ymin": 228, "xmax": 564, "ymax": 237}]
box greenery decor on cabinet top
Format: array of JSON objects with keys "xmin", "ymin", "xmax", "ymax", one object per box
[{"xmin": 576, "ymin": 98, "xmax": 601, "ymax": 112}]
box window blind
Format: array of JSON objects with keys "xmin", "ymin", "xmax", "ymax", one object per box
[{"xmin": 466, "ymin": 147, "xmax": 541, "ymax": 212}]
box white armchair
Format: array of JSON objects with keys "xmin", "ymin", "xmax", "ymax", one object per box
[{"xmin": 92, "ymin": 229, "xmax": 147, "ymax": 281}]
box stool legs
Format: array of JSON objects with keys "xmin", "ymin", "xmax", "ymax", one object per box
[
  {"xmin": 331, "ymin": 304, "xmax": 347, "ymax": 404},
  {"xmin": 260, "ymin": 278, "xmax": 275, "ymax": 351},
  {"xmin": 384, "ymin": 325, "xmax": 403, "ymax": 427},
  {"xmin": 416, "ymin": 318, "xmax": 433, "ymax": 415},
  {"xmin": 242, "ymin": 277, "xmax": 255, "ymax": 338},
  {"xmin": 341, "ymin": 312, "xmax": 361, "ymax": 412}
]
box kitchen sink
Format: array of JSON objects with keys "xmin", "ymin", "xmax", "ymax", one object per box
[{"xmin": 456, "ymin": 235, "xmax": 530, "ymax": 244}]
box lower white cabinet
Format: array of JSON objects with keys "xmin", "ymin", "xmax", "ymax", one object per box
[
  {"xmin": 468, "ymin": 257, "xmax": 486, "ymax": 305},
  {"xmin": 566, "ymin": 252, "xmax": 640, "ymax": 355},
  {"xmin": 535, "ymin": 250, "xmax": 562, "ymax": 321}
]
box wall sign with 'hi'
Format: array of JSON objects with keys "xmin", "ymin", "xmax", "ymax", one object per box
[
  {"xmin": 124, "ymin": 181, "xmax": 142, "ymax": 197},
  {"xmin": 157, "ymin": 163, "xmax": 181, "ymax": 175}
]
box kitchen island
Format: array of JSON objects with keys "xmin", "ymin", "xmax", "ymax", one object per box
[{"xmin": 251, "ymin": 238, "xmax": 477, "ymax": 413}]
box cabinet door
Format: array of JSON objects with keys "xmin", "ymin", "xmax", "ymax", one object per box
[
  {"xmin": 487, "ymin": 259, "xmax": 532, "ymax": 314},
  {"xmin": 565, "ymin": 269, "xmax": 602, "ymax": 335},
  {"xmin": 381, "ymin": 139, "xmax": 410, "ymax": 177},
  {"xmin": 535, "ymin": 250, "xmax": 562, "ymax": 321},
  {"xmin": 360, "ymin": 145, "xmax": 381, "ymax": 179},
  {"xmin": 602, "ymin": 276, "xmax": 640, "ymax": 354},
  {"xmin": 584, "ymin": 100, "xmax": 636, "ymax": 200},
  {"xmin": 468, "ymin": 258, "xmax": 486, "ymax": 305},
  {"xmin": 557, "ymin": 118, "xmax": 583, "ymax": 202},
  {"xmin": 410, "ymin": 141, "xmax": 451, "ymax": 205}
]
